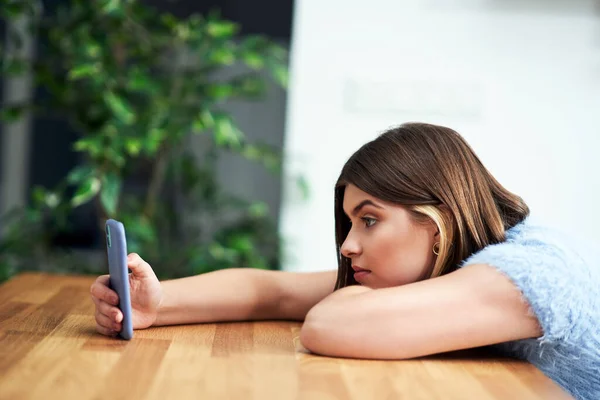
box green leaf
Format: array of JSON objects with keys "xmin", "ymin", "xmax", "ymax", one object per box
[
  {"xmin": 174, "ymin": 23, "xmax": 191, "ymax": 40},
  {"xmin": 144, "ymin": 128, "xmax": 164, "ymax": 154},
  {"xmin": 241, "ymin": 144, "xmax": 261, "ymax": 161},
  {"xmin": 44, "ymin": 192, "xmax": 60, "ymax": 209},
  {"xmin": 269, "ymin": 63, "xmax": 288, "ymax": 87},
  {"xmin": 161, "ymin": 13, "xmax": 179, "ymax": 29},
  {"xmin": 228, "ymin": 234, "xmax": 254, "ymax": 254},
  {"xmin": 104, "ymin": 91, "xmax": 135, "ymax": 125},
  {"xmin": 30, "ymin": 186, "xmax": 59, "ymax": 209},
  {"xmin": 102, "ymin": 123, "xmax": 118, "ymax": 137},
  {"xmin": 73, "ymin": 137, "xmax": 103, "ymax": 157},
  {"xmin": 67, "ymin": 165, "xmax": 95, "ymax": 185},
  {"xmin": 101, "ymin": 0, "xmax": 123, "ymax": 15},
  {"xmin": 71, "ymin": 176, "xmax": 101, "ymax": 208},
  {"xmin": 248, "ymin": 202, "xmax": 268, "ymax": 218},
  {"xmin": 250, "ymin": 258, "xmax": 269, "ymax": 270},
  {"xmin": 241, "ymin": 143, "xmax": 281, "ymax": 173},
  {"xmin": 125, "ymin": 138, "xmax": 142, "ymax": 156},
  {"xmin": 213, "ymin": 113, "xmax": 243, "ymax": 148},
  {"xmin": 100, "ymin": 172, "xmax": 121, "ymax": 217},
  {"xmin": 73, "ymin": 140, "xmax": 88, "ymax": 152},
  {"xmin": 263, "ymin": 153, "xmax": 281, "ymax": 173},
  {"xmin": 31, "ymin": 186, "xmax": 47, "ymax": 207},
  {"xmin": 232, "ymin": 75, "xmax": 266, "ymax": 97},
  {"xmin": 105, "ymin": 148, "xmax": 126, "ymax": 168},
  {"xmin": 206, "ymin": 83, "xmax": 234, "ymax": 101},
  {"xmin": 239, "ymin": 35, "xmax": 268, "ymax": 52},
  {"xmin": 241, "ymin": 52, "xmax": 265, "ymax": 69},
  {"xmin": 192, "ymin": 110, "xmax": 215, "ymax": 133},
  {"xmin": 206, "ymin": 21, "xmax": 239, "ymax": 38},
  {"xmin": 0, "ymin": 105, "xmax": 26, "ymax": 122},
  {"xmin": 68, "ymin": 64, "xmax": 99, "ymax": 80},
  {"xmin": 208, "ymin": 242, "xmax": 238, "ymax": 263},
  {"xmin": 208, "ymin": 45, "xmax": 236, "ymax": 66},
  {"xmin": 269, "ymin": 45, "xmax": 288, "ymax": 62},
  {"xmin": 123, "ymin": 215, "xmax": 156, "ymax": 244},
  {"xmin": 85, "ymin": 42, "xmax": 101, "ymax": 58},
  {"xmin": 126, "ymin": 68, "xmax": 157, "ymax": 93}
]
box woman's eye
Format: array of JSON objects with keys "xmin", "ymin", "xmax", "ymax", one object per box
[{"xmin": 362, "ymin": 217, "xmax": 377, "ymax": 228}]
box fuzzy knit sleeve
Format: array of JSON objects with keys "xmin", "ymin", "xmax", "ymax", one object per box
[{"xmin": 459, "ymin": 219, "xmax": 600, "ymax": 400}]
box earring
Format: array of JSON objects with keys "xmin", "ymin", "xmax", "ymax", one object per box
[{"xmin": 433, "ymin": 242, "xmax": 440, "ymax": 255}]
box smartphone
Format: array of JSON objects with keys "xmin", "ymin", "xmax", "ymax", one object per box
[{"xmin": 105, "ymin": 219, "xmax": 134, "ymax": 340}]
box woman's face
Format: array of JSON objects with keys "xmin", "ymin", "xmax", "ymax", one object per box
[{"xmin": 340, "ymin": 184, "xmax": 439, "ymax": 289}]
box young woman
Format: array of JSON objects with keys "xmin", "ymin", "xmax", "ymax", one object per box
[{"xmin": 90, "ymin": 123, "xmax": 599, "ymax": 400}]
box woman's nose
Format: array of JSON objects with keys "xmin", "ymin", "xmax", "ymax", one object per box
[{"xmin": 341, "ymin": 232, "xmax": 361, "ymax": 258}]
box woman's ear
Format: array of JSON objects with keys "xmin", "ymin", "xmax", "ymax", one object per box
[{"xmin": 429, "ymin": 218, "xmax": 441, "ymax": 238}]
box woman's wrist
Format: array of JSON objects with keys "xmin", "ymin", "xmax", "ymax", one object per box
[{"xmin": 153, "ymin": 281, "xmax": 169, "ymax": 327}]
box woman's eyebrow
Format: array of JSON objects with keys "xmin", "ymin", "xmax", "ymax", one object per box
[{"xmin": 344, "ymin": 200, "xmax": 383, "ymax": 217}]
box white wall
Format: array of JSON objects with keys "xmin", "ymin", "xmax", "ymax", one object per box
[{"xmin": 279, "ymin": 0, "xmax": 600, "ymax": 273}]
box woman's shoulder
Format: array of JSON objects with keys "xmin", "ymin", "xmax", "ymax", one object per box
[
  {"xmin": 463, "ymin": 214, "xmax": 599, "ymax": 339},
  {"xmin": 467, "ymin": 214, "xmax": 597, "ymax": 282},
  {"xmin": 487, "ymin": 216, "xmax": 600, "ymax": 400},
  {"xmin": 505, "ymin": 216, "xmax": 595, "ymax": 270}
]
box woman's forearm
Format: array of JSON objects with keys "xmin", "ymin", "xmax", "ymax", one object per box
[{"xmin": 154, "ymin": 268, "xmax": 282, "ymax": 326}]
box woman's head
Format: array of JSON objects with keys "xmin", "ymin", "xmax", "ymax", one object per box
[{"xmin": 334, "ymin": 122, "xmax": 529, "ymax": 290}]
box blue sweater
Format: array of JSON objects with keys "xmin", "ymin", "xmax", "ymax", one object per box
[{"xmin": 460, "ymin": 217, "xmax": 600, "ymax": 400}]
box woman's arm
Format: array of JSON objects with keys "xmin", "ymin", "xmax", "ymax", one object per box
[
  {"xmin": 300, "ymin": 263, "xmax": 542, "ymax": 359},
  {"xmin": 155, "ymin": 268, "xmax": 337, "ymax": 326}
]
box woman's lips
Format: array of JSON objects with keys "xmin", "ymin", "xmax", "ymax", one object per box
[
  {"xmin": 354, "ymin": 270, "xmax": 370, "ymax": 280},
  {"xmin": 352, "ymin": 266, "xmax": 371, "ymax": 281}
]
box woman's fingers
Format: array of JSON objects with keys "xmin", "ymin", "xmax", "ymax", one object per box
[
  {"xmin": 95, "ymin": 322, "xmax": 117, "ymax": 337},
  {"xmin": 127, "ymin": 253, "xmax": 155, "ymax": 280},
  {"xmin": 90, "ymin": 275, "xmax": 119, "ymax": 306},
  {"xmin": 91, "ymin": 274, "xmax": 128, "ymax": 337},
  {"xmin": 92, "ymin": 297, "xmax": 122, "ymax": 323},
  {"xmin": 95, "ymin": 309, "xmax": 120, "ymax": 332}
]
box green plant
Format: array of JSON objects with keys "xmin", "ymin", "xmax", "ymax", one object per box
[{"xmin": 0, "ymin": 0, "xmax": 294, "ymax": 281}]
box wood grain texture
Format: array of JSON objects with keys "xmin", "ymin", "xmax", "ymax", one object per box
[{"xmin": 0, "ymin": 273, "xmax": 572, "ymax": 400}]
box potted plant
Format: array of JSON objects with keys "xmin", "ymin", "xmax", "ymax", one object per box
[{"xmin": 0, "ymin": 0, "xmax": 294, "ymax": 281}]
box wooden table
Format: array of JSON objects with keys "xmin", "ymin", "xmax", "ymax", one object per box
[{"xmin": 0, "ymin": 273, "xmax": 571, "ymax": 400}]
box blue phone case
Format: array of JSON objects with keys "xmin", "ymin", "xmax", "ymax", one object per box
[{"xmin": 105, "ymin": 219, "xmax": 134, "ymax": 340}]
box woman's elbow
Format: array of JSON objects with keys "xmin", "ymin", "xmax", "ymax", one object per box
[
  {"xmin": 300, "ymin": 305, "xmax": 338, "ymax": 355},
  {"xmin": 300, "ymin": 309, "xmax": 323, "ymax": 352},
  {"xmin": 299, "ymin": 293, "xmax": 367, "ymax": 356}
]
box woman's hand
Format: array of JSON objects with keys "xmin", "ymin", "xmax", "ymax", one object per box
[{"xmin": 90, "ymin": 253, "xmax": 163, "ymax": 337}]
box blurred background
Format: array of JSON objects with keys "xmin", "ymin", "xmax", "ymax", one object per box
[{"xmin": 1, "ymin": 0, "xmax": 599, "ymax": 282}]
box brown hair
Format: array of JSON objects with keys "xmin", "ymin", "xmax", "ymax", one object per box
[{"xmin": 334, "ymin": 122, "xmax": 529, "ymax": 290}]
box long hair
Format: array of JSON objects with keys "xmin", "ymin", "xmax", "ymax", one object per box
[{"xmin": 334, "ymin": 123, "xmax": 529, "ymax": 290}]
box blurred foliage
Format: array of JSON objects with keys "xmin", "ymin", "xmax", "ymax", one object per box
[{"xmin": 0, "ymin": 0, "xmax": 297, "ymax": 282}]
